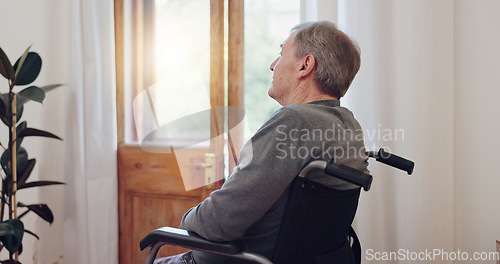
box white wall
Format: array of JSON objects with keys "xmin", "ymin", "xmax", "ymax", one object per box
[{"xmin": 454, "ymin": 0, "xmax": 500, "ymax": 256}]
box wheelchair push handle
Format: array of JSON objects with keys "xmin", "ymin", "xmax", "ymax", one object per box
[
  {"xmin": 367, "ymin": 148, "xmax": 415, "ymax": 175},
  {"xmin": 324, "ymin": 161, "xmax": 373, "ymax": 191}
]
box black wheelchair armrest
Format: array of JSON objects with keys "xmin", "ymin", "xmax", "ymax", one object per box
[
  {"xmin": 140, "ymin": 227, "xmax": 273, "ymax": 264},
  {"xmin": 140, "ymin": 227, "xmax": 244, "ymax": 253}
]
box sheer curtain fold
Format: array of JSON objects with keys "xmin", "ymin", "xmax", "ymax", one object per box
[{"xmin": 64, "ymin": 0, "xmax": 118, "ymax": 263}]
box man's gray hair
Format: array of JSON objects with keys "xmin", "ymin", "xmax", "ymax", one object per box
[{"xmin": 292, "ymin": 21, "xmax": 361, "ymax": 98}]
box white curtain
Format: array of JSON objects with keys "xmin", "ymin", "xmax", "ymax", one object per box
[
  {"xmin": 63, "ymin": 0, "xmax": 119, "ymax": 263},
  {"xmin": 304, "ymin": 0, "xmax": 500, "ymax": 262}
]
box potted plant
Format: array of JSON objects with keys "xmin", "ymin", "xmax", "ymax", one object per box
[{"xmin": 0, "ymin": 46, "xmax": 64, "ymax": 264}]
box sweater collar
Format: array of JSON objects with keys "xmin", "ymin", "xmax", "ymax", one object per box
[{"xmin": 306, "ymin": 99, "xmax": 341, "ymax": 107}]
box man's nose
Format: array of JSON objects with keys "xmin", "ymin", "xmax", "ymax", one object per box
[{"xmin": 270, "ymin": 58, "xmax": 278, "ymax": 71}]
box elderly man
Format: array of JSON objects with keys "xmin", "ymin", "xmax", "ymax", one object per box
[{"xmin": 155, "ymin": 20, "xmax": 368, "ymax": 264}]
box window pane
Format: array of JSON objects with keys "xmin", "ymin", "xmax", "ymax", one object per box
[
  {"xmin": 155, "ymin": 0, "xmax": 211, "ymax": 144},
  {"xmin": 131, "ymin": 0, "xmax": 212, "ymax": 147},
  {"xmin": 243, "ymin": 0, "xmax": 300, "ymax": 139}
]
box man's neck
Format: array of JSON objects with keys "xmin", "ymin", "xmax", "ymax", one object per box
[{"xmin": 282, "ymin": 84, "xmax": 338, "ymax": 105}]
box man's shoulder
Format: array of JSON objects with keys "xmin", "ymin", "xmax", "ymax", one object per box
[{"xmin": 261, "ymin": 102, "xmax": 359, "ymax": 134}]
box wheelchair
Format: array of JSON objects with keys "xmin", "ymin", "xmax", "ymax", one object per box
[{"xmin": 140, "ymin": 148, "xmax": 414, "ymax": 264}]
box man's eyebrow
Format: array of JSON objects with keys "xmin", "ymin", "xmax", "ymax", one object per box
[{"xmin": 280, "ymin": 43, "xmax": 283, "ymax": 48}]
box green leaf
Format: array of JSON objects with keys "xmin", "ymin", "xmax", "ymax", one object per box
[
  {"xmin": 0, "ymin": 219, "xmax": 24, "ymax": 254},
  {"xmin": 13, "ymin": 46, "xmax": 31, "ymax": 82},
  {"xmin": 0, "ymin": 260, "xmax": 21, "ymax": 264},
  {"xmin": 16, "ymin": 121, "xmax": 27, "ymax": 136},
  {"xmin": 18, "ymin": 128, "xmax": 61, "ymax": 141},
  {"xmin": 17, "ymin": 86, "xmax": 45, "ymax": 105},
  {"xmin": 17, "ymin": 159, "xmax": 35, "ymax": 187},
  {"xmin": 24, "ymin": 229, "xmax": 39, "ymax": 240},
  {"xmin": 17, "ymin": 181, "xmax": 65, "ymax": 191},
  {"xmin": 0, "ymin": 222, "xmax": 15, "ymax": 237},
  {"xmin": 0, "ymin": 147, "xmax": 29, "ymax": 178},
  {"xmin": 16, "ymin": 105, "xmax": 23, "ymax": 125},
  {"xmin": 0, "ymin": 94, "xmax": 8, "ymax": 121},
  {"xmin": 0, "ymin": 47, "xmax": 14, "ymax": 80},
  {"xmin": 40, "ymin": 84, "xmax": 64, "ymax": 93},
  {"xmin": 17, "ymin": 204, "xmax": 53, "ymax": 224},
  {"xmin": 15, "ymin": 121, "xmax": 27, "ymax": 149},
  {"xmin": 17, "ymin": 243, "xmax": 22, "ymax": 256},
  {"xmin": 0, "ymin": 96, "xmax": 6, "ymax": 119},
  {"xmin": 16, "ymin": 121, "xmax": 27, "ymax": 149},
  {"xmin": 1, "ymin": 178, "xmax": 8, "ymax": 199},
  {"xmin": 13, "ymin": 51, "xmax": 42, "ymax": 86},
  {"xmin": 0, "ymin": 96, "xmax": 24, "ymax": 127}
]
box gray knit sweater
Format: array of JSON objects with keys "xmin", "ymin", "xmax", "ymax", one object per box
[{"xmin": 180, "ymin": 100, "xmax": 369, "ymax": 263}]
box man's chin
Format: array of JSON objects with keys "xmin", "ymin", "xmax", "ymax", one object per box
[
  {"xmin": 268, "ymin": 90, "xmax": 284, "ymax": 105},
  {"xmin": 267, "ymin": 88, "xmax": 274, "ymax": 98}
]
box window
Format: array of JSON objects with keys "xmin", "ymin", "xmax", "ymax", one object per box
[
  {"xmin": 132, "ymin": 0, "xmax": 212, "ymax": 146},
  {"xmin": 120, "ymin": 0, "xmax": 300, "ymax": 145},
  {"xmin": 243, "ymin": 0, "xmax": 300, "ymax": 138}
]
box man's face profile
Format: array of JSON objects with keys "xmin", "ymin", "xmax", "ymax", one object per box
[{"xmin": 268, "ymin": 32, "xmax": 301, "ymax": 105}]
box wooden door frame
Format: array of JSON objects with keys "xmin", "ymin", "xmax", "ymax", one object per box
[
  {"xmin": 228, "ymin": 0, "xmax": 244, "ymax": 171},
  {"xmin": 210, "ymin": 0, "xmax": 225, "ymax": 186}
]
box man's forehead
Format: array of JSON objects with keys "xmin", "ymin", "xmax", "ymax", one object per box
[
  {"xmin": 280, "ymin": 32, "xmax": 296, "ymax": 49},
  {"xmin": 280, "ymin": 39, "xmax": 287, "ymax": 48}
]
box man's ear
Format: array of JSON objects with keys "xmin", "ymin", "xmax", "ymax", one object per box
[{"xmin": 298, "ymin": 55, "xmax": 316, "ymax": 78}]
